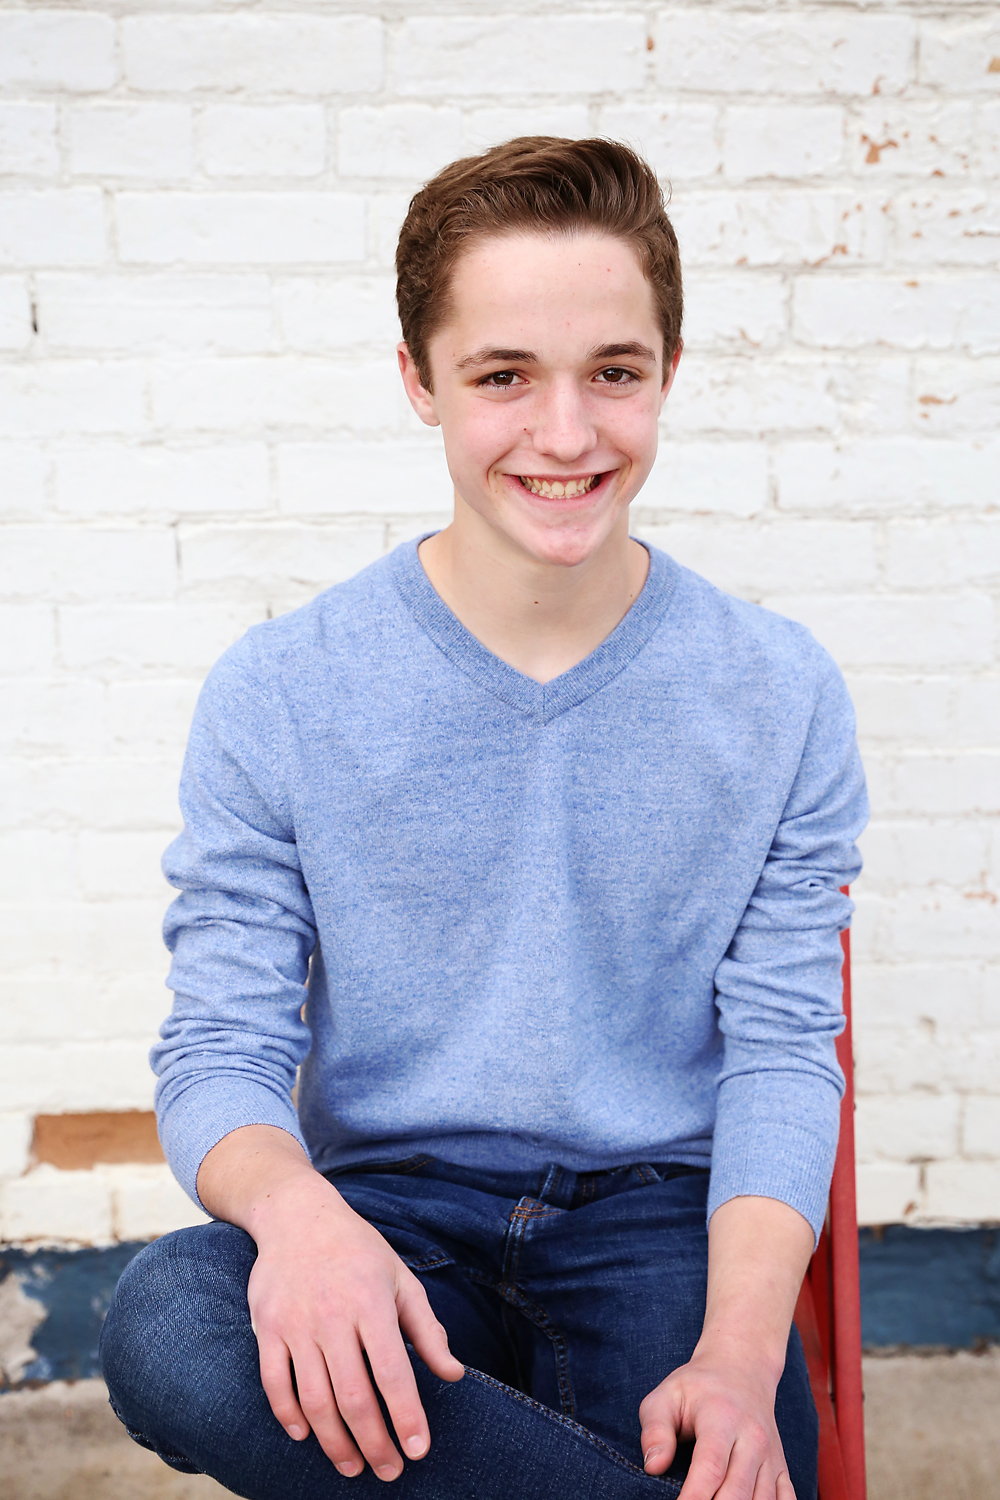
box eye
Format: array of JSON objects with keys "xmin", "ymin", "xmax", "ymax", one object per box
[
  {"xmin": 595, "ymin": 367, "xmax": 638, "ymax": 386},
  {"xmin": 478, "ymin": 370, "xmax": 523, "ymax": 388}
]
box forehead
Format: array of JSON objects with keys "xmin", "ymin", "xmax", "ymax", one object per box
[{"xmin": 440, "ymin": 230, "xmax": 659, "ymax": 350}]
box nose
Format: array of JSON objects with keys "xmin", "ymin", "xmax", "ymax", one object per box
[{"xmin": 530, "ymin": 379, "xmax": 598, "ymax": 463}]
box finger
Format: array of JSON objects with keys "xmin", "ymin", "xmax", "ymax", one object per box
[
  {"xmin": 776, "ymin": 1465, "xmax": 797, "ymax": 1500},
  {"xmin": 639, "ymin": 1386, "xmax": 682, "ymax": 1476},
  {"xmin": 256, "ymin": 1333, "xmax": 311, "ymax": 1445},
  {"xmin": 287, "ymin": 1341, "xmax": 365, "ymax": 1478},
  {"xmin": 701, "ymin": 1426, "xmax": 771, "ymax": 1500},
  {"xmin": 397, "ymin": 1277, "xmax": 464, "ymax": 1383},
  {"xmin": 361, "ymin": 1317, "xmax": 434, "ymax": 1465},
  {"xmin": 676, "ymin": 1426, "xmax": 737, "ymax": 1500},
  {"xmin": 326, "ymin": 1337, "xmax": 405, "ymax": 1481}
]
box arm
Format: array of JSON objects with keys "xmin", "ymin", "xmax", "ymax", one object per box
[
  {"xmin": 198, "ymin": 1124, "xmax": 463, "ymax": 1481},
  {"xmin": 640, "ymin": 1195, "xmax": 813, "ymax": 1499}
]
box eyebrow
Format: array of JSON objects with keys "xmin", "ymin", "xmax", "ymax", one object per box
[{"xmin": 454, "ymin": 340, "xmax": 658, "ymax": 371}]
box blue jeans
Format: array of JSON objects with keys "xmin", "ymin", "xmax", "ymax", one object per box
[{"xmin": 100, "ymin": 1158, "xmax": 817, "ymax": 1500}]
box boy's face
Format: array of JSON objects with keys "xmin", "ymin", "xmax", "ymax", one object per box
[{"xmin": 399, "ymin": 230, "xmax": 681, "ymax": 571}]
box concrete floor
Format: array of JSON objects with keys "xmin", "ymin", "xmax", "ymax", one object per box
[{"xmin": 2, "ymin": 1353, "xmax": 999, "ymax": 1498}]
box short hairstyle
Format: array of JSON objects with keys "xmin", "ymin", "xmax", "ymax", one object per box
[{"xmin": 396, "ymin": 136, "xmax": 683, "ymax": 390}]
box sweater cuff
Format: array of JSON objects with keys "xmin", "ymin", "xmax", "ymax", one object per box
[{"xmin": 156, "ymin": 1078, "xmax": 308, "ymax": 1210}]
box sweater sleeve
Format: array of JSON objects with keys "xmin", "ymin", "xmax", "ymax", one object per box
[
  {"xmin": 707, "ymin": 649, "xmax": 868, "ymax": 1244},
  {"xmin": 152, "ymin": 635, "xmax": 316, "ymax": 1208}
]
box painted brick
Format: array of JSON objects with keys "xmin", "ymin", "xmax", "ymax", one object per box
[
  {"xmin": 667, "ymin": 356, "xmax": 909, "ymax": 438},
  {"xmin": 59, "ymin": 603, "xmax": 266, "ymax": 673},
  {"xmin": 757, "ymin": 592, "xmax": 995, "ymax": 668},
  {"xmin": 338, "ymin": 105, "xmax": 463, "ymax": 181},
  {"xmin": 855, "ymin": 1163, "xmax": 921, "ymax": 1227},
  {"xmin": 106, "ymin": 1164, "xmax": 209, "ymax": 1241},
  {"xmin": 277, "ymin": 439, "xmax": 450, "ymax": 516},
  {"xmin": 670, "ymin": 191, "xmax": 887, "ymax": 269},
  {"xmin": 180, "ymin": 525, "xmax": 385, "ymax": 593},
  {"xmin": 963, "ymin": 1097, "xmax": 1000, "ymax": 1158},
  {"xmin": 886, "ymin": 754, "xmax": 1000, "ymax": 817},
  {"xmin": 860, "ymin": 820, "xmax": 990, "ymax": 892},
  {"xmin": 596, "ymin": 104, "xmax": 720, "ymax": 181},
  {"xmin": 273, "ymin": 275, "xmax": 399, "ymax": 353},
  {"xmin": 0, "ymin": 190, "xmax": 106, "ymax": 269},
  {"xmin": 121, "ymin": 16, "xmax": 383, "ymax": 95},
  {"xmin": 149, "ymin": 357, "xmax": 398, "ymax": 434},
  {"xmin": 982, "ymin": 102, "xmax": 1000, "ymax": 178},
  {"xmin": 856, "ymin": 1094, "xmax": 961, "ymax": 1164},
  {"xmin": 912, "ymin": 358, "xmax": 1000, "ymax": 434},
  {"xmin": 681, "ymin": 274, "xmax": 787, "ymax": 353},
  {"xmin": 722, "ymin": 106, "xmax": 844, "ymax": 181},
  {"xmin": 885, "ymin": 520, "xmax": 1000, "ymax": 589},
  {"xmin": 953, "ymin": 679, "xmax": 1000, "ymax": 748},
  {"xmin": 37, "ymin": 273, "xmax": 274, "ymax": 355},
  {"xmin": 0, "ymin": 975, "xmax": 171, "ymax": 1046},
  {"xmin": 0, "ymin": 528, "xmax": 176, "ymax": 604},
  {"xmin": 65, "ymin": 104, "xmax": 193, "ymax": 180},
  {"xmin": 775, "ymin": 440, "xmax": 1000, "ymax": 514},
  {"xmin": 54, "ymin": 443, "xmax": 270, "ymax": 517},
  {"xmin": 116, "ymin": 192, "xmax": 366, "ymax": 267},
  {"xmin": 369, "ymin": 192, "xmax": 412, "ymax": 268},
  {"xmin": 0, "ymin": 900, "xmax": 168, "ymax": 979},
  {"xmin": 872, "ymin": 890, "xmax": 1000, "ymax": 964},
  {"xmin": 655, "ymin": 12, "xmax": 915, "ymax": 97},
  {"xmin": 393, "ymin": 16, "xmax": 646, "ymax": 97},
  {"xmin": 0, "ymin": 362, "xmax": 146, "ymax": 437},
  {"xmin": 0, "ymin": 606, "xmax": 55, "ymax": 675},
  {"xmin": 106, "ymin": 680, "xmax": 200, "ymax": 756},
  {"xmin": 77, "ymin": 831, "xmax": 173, "ymax": 901},
  {"xmin": 636, "ymin": 441, "xmax": 769, "ymax": 518},
  {"xmin": 0, "ymin": 759, "xmax": 180, "ymax": 833},
  {"xmin": 850, "ymin": 102, "xmax": 975, "ymax": 179},
  {"xmin": 924, "ymin": 1161, "xmax": 1000, "ymax": 1222},
  {"xmin": 0, "ymin": 12, "xmax": 116, "ymax": 92},
  {"xmin": 465, "ymin": 105, "xmax": 592, "ymax": 153},
  {"xmin": 919, "ymin": 20, "xmax": 1000, "ymax": 93},
  {"xmin": 0, "ymin": 444, "xmax": 48, "ymax": 520},
  {"xmin": 634, "ymin": 519, "xmax": 877, "ymax": 597},
  {"xmin": 197, "ymin": 105, "xmax": 326, "ymax": 180},
  {"xmin": 0, "ymin": 1114, "xmax": 32, "ymax": 1179},
  {"xmin": 846, "ymin": 675, "xmax": 955, "ymax": 748},
  {"xmin": 793, "ymin": 277, "xmax": 1000, "ymax": 355},
  {"xmin": 852, "ymin": 961, "xmax": 984, "ymax": 1032},
  {"xmin": 894, "ymin": 191, "xmax": 1000, "ymax": 269},
  {"xmin": 0, "ymin": 680, "xmax": 108, "ymax": 760},
  {"xmin": 0, "ymin": 1166, "xmax": 113, "ymax": 1246},
  {"xmin": 0, "ymin": 1042, "xmax": 157, "ymax": 1114},
  {"xmin": 0, "ymin": 832, "xmax": 77, "ymax": 903},
  {"xmin": 0, "ymin": 276, "xmax": 31, "ymax": 350},
  {"xmin": 0, "ymin": 103, "xmax": 58, "ymax": 174}
]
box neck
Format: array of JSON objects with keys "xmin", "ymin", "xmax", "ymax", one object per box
[{"xmin": 417, "ymin": 496, "xmax": 649, "ymax": 684}]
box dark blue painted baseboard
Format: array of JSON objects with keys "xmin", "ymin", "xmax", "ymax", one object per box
[{"xmin": 1, "ymin": 1227, "xmax": 998, "ymax": 1389}]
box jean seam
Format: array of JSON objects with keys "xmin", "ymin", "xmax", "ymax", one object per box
[{"xmin": 464, "ymin": 1266, "xmax": 576, "ymax": 1419}]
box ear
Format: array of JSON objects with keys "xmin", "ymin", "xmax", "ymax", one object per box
[
  {"xmin": 658, "ymin": 341, "xmax": 683, "ymax": 412},
  {"xmin": 398, "ymin": 342, "xmax": 440, "ymax": 428}
]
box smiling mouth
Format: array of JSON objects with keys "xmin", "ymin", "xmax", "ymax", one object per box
[{"xmin": 518, "ymin": 474, "xmax": 601, "ymax": 499}]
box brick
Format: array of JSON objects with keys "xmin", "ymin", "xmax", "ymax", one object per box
[
  {"xmin": 793, "ymin": 278, "xmax": 1000, "ymax": 355},
  {"xmin": 913, "ymin": 357, "xmax": 1000, "ymax": 432},
  {"xmin": 636, "ymin": 441, "xmax": 769, "ymax": 518},
  {"xmin": 150, "ymin": 357, "xmax": 398, "ymax": 434},
  {"xmin": 0, "ymin": 899, "xmax": 168, "ymax": 978},
  {"xmin": 964, "ymin": 1097, "xmax": 1000, "ymax": 1157},
  {"xmin": 0, "ymin": 444, "xmax": 48, "ymax": 519},
  {"xmin": 775, "ymin": 439, "xmax": 1000, "ymax": 513},
  {"xmin": 277, "ymin": 439, "xmax": 451, "ymax": 516},
  {"xmin": 338, "ymin": 105, "xmax": 463, "ymax": 181},
  {"xmin": 758, "ymin": 592, "xmax": 994, "ymax": 669},
  {"xmin": 895, "ymin": 191, "xmax": 1000, "ymax": 269},
  {"xmin": 0, "ymin": 976, "xmax": 170, "ymax": 1045},
  {"xmin": 0, "ymin": 605, "xmax": 55, "ymax": 674},
  {"xmin": 888, "ymin": 754, "xmax": 1000, "ymax": 816},
  {"xmin": 667, "ymin": 355, "xmax": 888, "ymax": 437},
  {"xmin": 851, "ymin": 102, "xmax": 975, "ymax": 179},
  {"xmin": 670, "ymin": 191, "xmax": 887, "ymax": 270},
  {"xmin": 596, "ymin": 104, "xmax": 719, "ymax": 182},
  {"xmin": 855, "ymin": 1093, "xmax": 960, "ymax": 1163},
  {"xmin": 0, "ymin": 103, "xmax": 58, "ymax": 175},
  {"xmin": 846, "ymin": 675, "xmax": 955, "ymax": 748},
  {"xmin": 273, "ymin": 276, "xmax": 399, "ymax": 354},
  {"xmin": 0, "ymin": 277, "xmax": 31, "ymax": 350},
  {"xmin": 78, "ymin": 831, "xmax": 172, "ymax": 901},
  {"xmin": 681, "ymin": 274, "xmax": 787, "ymax": 353},
  {"xmin": 116, "ymin": 192, "xmax": 365, "ymax": 267},
  {"xmin": 0, "ymin": 1115, "xmax": 32, "ymax": 1178},
  {"xmin": 54, "ymin": 443, "xmax": 269, "ymax": 517},
  {"xmin": 0, "ymin": 11, "xmax": 116, "ymax": 92},
  {"xmin": 0, "ymin": 1165, "xmax": 113, "ymax": 1245},
  {"xmin": 982, "ymin": 102, "xmax": 1000, "ymax": 178},
  {"xmin": 197, "ymin": 105, "xmax": 326, "ymax": 180},
  {"xmin": 0, "ymin": 527, "xmax": 175, "ymax": 603},
  {"xmin": 924, "ymin": 1161, "xmax": 1000, "ymax": 1222},
  {"xmin": 886, "ymin": 519, "xmax": 1000, "ymax": 588},
  {"xmin": 370, "ymin": 192, "xmax": 412, "ymax": 268},
  {"xmin": 0, "ymin": 190, "xmax": 106, "ymax": 269},
  {"xmin": 465, "ymin": 105, "xmax": 592, "ymax": 153},
  {"xmin": 0, "ymin": 759, "xmax": 180, "ymax": 832},
  {"xmin": 180, "ymin": 524, "xmax": 385, "ymax": 593},
  {"xmin": 920, "ymin": 20, "xmax": 1000, "ymax": 93},
  {"xmin": 0, "ymin": 832, "xmax": 77, "ymax": 902},
  {"xmin": 106, "ymin": 680, "xmax": 200, "ymax": 755},
  {"xmin": 953, "ymin": 679, "xmax": 1000, "ymax": 748},
  {"xmin": 859, "ymin": 820, "xmax": 990, "ymax": 891},
  {"xmin": 122, "ymin": 15, "xmax": 383, "ymax": 95},
  {"xmin": 855, "ymin": 1163, "xmax": 921, "ymax": 1226},
  {"xmin": 38, "ymin": 273, "xmax": 274, "ymax": 355},
  {"xmin": 59, "ymin": 603, "xmax": 265, "ymax": 673},
  {"xmin": 393, "ymin": 16, "xmax": 646, "ymax": 97},
  {"xmin": 0, "ymin": 1041, "xmax": 156, "ymax": 1116},
  {"xmin": 722, "ymin": 106, "xmax": 844, "ymax": 182},
  {"xmin": 852, "ymin": 961, "xmax": 983, "ymax": 1031},
  {"xmin": 634, "ymin": 518, "xmax": 877, "ymax": 596},
  {"xmin": 0, "ymin": 363, "xmax": 146, "ymax": 437},
  {"xmin": 0, "ymin": 679, "xmax": 107, "ymax": 759},
  {"xmin": 65, "ymin": 104, "xmax": 193, "ymax": 181},
  {"xmin": 655, "ymin": 12, "xmax": 915, "ymax": 97},
  {"xmin": 106, "ymin": 1164, "xmax": 209, "ymax": 1241},
  {"xmin": 875, "ymin": 890, "xmax": 1000, "ymax": 963}
]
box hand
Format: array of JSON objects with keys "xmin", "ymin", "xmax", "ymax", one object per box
[
  {"xmin": 639, "ymin": 1346, "xmax": 794, "ymax": 1500},
  {"xmin": 247, "ymin": 1172, "xmax": 464, "ymax": 1481}
]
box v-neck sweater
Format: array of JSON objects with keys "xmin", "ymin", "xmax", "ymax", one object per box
[{"xmin": 155, "ymin": 538, "xmax": 868, "ymax": 1239}]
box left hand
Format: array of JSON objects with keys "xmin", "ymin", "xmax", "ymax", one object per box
[{"xmin": 639, "ymin": 1344, "xmax": 795, "ymax": 1500}]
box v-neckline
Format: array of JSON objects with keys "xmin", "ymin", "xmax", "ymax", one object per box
[{"xmin": 390, "ymin": 536, "xmax": 678, "ymax": 726}]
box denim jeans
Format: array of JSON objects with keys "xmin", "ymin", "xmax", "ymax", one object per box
[{"xmin": 100, "ymin": 1158, "xmax": 818, "ymax": 1500}]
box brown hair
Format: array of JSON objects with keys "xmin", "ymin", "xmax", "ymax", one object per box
[{"xmin": 396, "ymin": 136, "xmax": 683, "ymax": 390}]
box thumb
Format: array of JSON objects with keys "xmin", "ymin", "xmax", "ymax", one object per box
[{"xmin": 640, "ymin": 1385, "xmax": 682, "ymax": 1476}]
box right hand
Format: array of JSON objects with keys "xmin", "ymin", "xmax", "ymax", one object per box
[{"xmin": 197, "ymin": 1128, "xmax": 464, "ymax": 1482}]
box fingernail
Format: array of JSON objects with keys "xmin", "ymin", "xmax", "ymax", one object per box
[
  {"xmin": 287, "ymin": 1425, "xmax": 305, "ymax": 1441},
  {"xmin": 337, "ymin": 1461, "xmax": 363, "ymax": 1477},
  {"xmin": 376, "ymin": 1465, "xmax": 400, "ymax": 1481},
  {"xmin": 643, "ymin": 1447, "xmax": 662, "ymax": 1469},
  {"xmin": 404, "ymin": 1435, "xmax": 427, "ymax": 1458}
]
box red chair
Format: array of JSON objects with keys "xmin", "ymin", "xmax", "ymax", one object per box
[{"xmin": 792, "ymin": 910, "xmax": 866, "ymax": 1500}]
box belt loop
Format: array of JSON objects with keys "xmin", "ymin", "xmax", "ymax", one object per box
[{"xmin": 539, "ymin": 1163, "xmax": 573, "ymax": 1205}]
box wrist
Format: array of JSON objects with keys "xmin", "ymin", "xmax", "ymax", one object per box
[{"xmin": 691, "ymin": 1328, "xmax": 786, "ymax": 1391}]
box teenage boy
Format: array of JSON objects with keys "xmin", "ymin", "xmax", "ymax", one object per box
[{"xmin": 102, "ymin": 138, "xmax": 867, "ymax": 1500}]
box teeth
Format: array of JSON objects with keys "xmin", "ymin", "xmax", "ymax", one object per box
[{"xmin": 519, "ymin": 475, "xmax": 598, "ymax": 498}]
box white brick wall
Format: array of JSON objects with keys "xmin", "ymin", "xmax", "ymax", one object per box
[{"xmin": 1, "ymin": 0, "xmax": 997, "ymax": 1245}]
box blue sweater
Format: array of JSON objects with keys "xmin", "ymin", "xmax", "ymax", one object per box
[{"xmin": 155, "ymin": 539, "xmax": 867, "ymax": 1240}]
